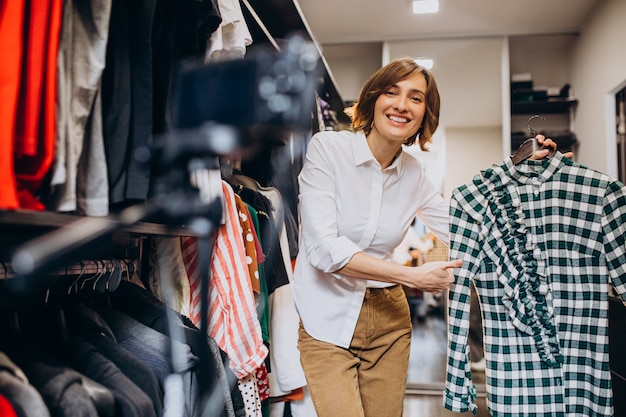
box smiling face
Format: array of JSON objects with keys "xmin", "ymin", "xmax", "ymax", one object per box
[
  {"xmin": 369, "ymin": 72, "xmax": 427, "ymax": 146},
  {"xmin": 351, "ymin": 57, "xmax": 440, "ymax": 151}
]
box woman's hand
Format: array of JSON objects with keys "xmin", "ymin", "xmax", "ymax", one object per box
[
  {"xmin": 405, "ymin": 259, "xmax": 462, "ymax": 294},
  {"xmin": 531, "ymin": 134, "xmax": 575, "ymax": 160}
]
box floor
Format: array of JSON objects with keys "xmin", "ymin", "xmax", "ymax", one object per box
[{"xmin": 403, "ymin": 314, "xmax": 490, "ymax": 417}]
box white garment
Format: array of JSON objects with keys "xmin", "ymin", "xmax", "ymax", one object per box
[
  {"xmin": 267, "ymin": 224, "xmax": 307, "ymax": 395},
  {"xmin": 238, "ymin": 373, "xmax": 262, "ymax": 417},
  {"xmin": 205, "ymin": 0, "xmax": 252, "ymax": 63},
  {"xmin": 292, "ymin": 130, "xmax": 449, "ymax": 349}
]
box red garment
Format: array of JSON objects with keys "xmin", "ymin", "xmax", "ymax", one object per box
[
  {"xmin": 255, "ymin": 364, "xmax": 270, "ymax": 402},
  {"xmin": 0, "ymin": 0, "xmax": 24, "ymax": 209},
  {"xmin": 0, "ymin": 394, "xmax": 18, "ymax": 417},
  {"xmin": 15, "ymin": 0, "xmax": 50, "ymax": 157},
  {"xmin": 14, "ymin": 0, "xmax": 63, "ymax": 209}
]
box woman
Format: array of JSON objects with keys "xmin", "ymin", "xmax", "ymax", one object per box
[{"xmin": 292, "ymin": 57, "xmax": 558, "ymax": 417}]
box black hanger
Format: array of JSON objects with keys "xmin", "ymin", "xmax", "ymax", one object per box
[{"xmin": 511, "ymin": 115, "xmax": 556, "ymax": 164}]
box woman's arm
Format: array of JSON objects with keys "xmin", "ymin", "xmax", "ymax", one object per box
[{"xmin": 339, "ymin": 252, "xmax": 462, "ymax": 293}]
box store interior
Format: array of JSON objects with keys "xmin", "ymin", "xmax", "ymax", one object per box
[{"xmin": 1, "ymin": 1, "xmax": 625, "ymax": 417}]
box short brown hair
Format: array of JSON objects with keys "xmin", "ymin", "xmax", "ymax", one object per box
[{"xmin": 349, "ymin": 57, "xmax": 440, "ymax": 151}]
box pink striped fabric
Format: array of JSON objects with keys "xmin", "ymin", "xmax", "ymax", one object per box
[{"xmin": 182, "ymin": 181, "xmax": 268, "ymax": 379}]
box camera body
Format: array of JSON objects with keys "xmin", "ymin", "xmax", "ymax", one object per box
[{"xmin": 171, "ymin": 34, "xmax": 321, "ymax": 136}]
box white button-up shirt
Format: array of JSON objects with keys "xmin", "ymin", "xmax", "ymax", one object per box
[{"xmin": 292, "ymin": 130, "xmax": 449, "ymax": 348}]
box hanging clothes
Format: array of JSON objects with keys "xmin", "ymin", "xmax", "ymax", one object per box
[
  {"xmin": 0, "ymin": 0, "xmax": 63, "ymax": 211},
  {"xmin": 13, "ymin": 0, "xmax": 63, "ymax": 210},
  {"xmin": 0, "ymin": 351, "xmax": 51, "ymax": 417},
  {"xmin": 47, "ymin": 0, "xmax": 112, "ymax": 215},
  {"xmin": 103, "ymin": 0, "xmax": 222, "ymax": 209},
  {"xmin": 0, "ymin": 0, "xmax": 24, "ymax": 209},
  {"xmin": 147, "ymin": 236, "xmax": 193, "ymax": 318},
  {"xmin": 229, "ymin": 176, "xmax": 308, "ymax": 397},
  {"xmin": 185, "ymin": 181, "xmax": 268, "ymax": 380},
  {"xmin": 205, "ymin": 0, "xmax": 252, "ymax": 62},
  {"xmin": 445, "ymin": 152, "xmax": 626, "ymax": 416},
  {"xmin": 106, "ymin": 279, "xmax": 238, "ymax": 417}
]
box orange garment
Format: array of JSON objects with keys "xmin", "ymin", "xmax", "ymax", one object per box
[
  {"xmin": 234, "ymin": 193, "xmax": 261, "ymax": 294},
  {"xmin": 269, "ymin": 387, "xmax": 304, "ymax": 403}
]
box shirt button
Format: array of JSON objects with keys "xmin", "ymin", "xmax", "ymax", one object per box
[
  {"xmin": 534, "ymin": 189, "xmax": 540, "ymax": 196},
  {"xmin": 556, "ymin": 377, "xmax": 562, "ymax": 385}
]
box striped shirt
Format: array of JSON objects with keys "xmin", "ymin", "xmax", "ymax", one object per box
[
  {"xmin": 445, "ymin": 153, "xmax": 626, "ymax": 416},
  {"xmin": 184, "ymin": 181, "xmax": 268, "ymax": 379}
]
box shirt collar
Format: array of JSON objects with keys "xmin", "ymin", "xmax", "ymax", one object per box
[
  {"xmin": 504, "ymin": 151, "xmax": 565, "ymax": 185},
  {"xmin": 352, "ymin": 131, "xmax": 375, "ymax": 165},
  {"xmin": 351, "ymin": 131, "xmax": 404, "ymax": 174}
]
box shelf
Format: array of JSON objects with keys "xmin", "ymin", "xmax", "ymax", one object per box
[
  {"xmin": 511, "ymin": 98, "xmax": 578, "ymax": 115},
  {"xmin": 0, "ymin": 210, "xmax": 195, "ymax": 237}
]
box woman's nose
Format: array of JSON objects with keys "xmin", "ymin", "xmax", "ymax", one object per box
[{"xmin": 393, "ymin": 96, "xmax": 409, "ymax": 111}]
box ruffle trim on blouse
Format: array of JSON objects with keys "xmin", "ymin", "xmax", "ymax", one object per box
[{"xmin": 474, "ymin": 167, "xmax": 563, "ymax": 367}]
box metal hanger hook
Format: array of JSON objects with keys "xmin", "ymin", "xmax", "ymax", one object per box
[{"xmin": 527, "ymin": 114, "xmax": 546, "ymax": 136}]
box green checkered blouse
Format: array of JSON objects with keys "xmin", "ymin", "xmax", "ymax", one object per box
[{"xmin": 444, "ymin": 152, "xmax": 626, "ymax": 416}]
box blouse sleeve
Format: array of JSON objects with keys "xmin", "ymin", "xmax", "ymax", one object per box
[
  {"xmin": 602, "ymin": 179, "xmax": 626, "ymax": 302},
  {"xmin": 443, "ymin": 185, "xmax": 484, "ymax": 414},
  {"xmin": 298, "ymin": 134, "xmax": 362, "ymax": 274}
]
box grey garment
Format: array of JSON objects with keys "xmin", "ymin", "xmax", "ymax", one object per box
[
  {"xmin": 67, "ymin": 336, "xmax": 156, "ymax": 417},
  {"xmin": 100, "ymin": 308, "xmax": 237, "ymax": 417},
  {"xmin": 76, "ymin": 89, "xmax": 109, "ymax": 216},
  {"xmin": 49, "ymin": 0, "xmax": 112, "ymax": 214},
  {"xmin": 0, "ymin": 352, "xmax": 51, "ymax": 417},
  {"xmin": 23, "ymin": 362, "xmax": 100, "ymax": 417},
  {"xmin": 66, "ymin": 304, "xmax": 163, "ymax": 416},
  {"xmin": 100, "ymin": 309, "xmax": 230, "ymax": 417},
  {"xmin": 205, "ymin": 334, "xmax": 237, "ymax": 417}
]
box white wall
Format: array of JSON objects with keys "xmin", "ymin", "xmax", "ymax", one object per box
[
  {"xmin": 570, "ymin": 0, "xmax": 626, "ymax": 175},
  {"xmin": 444, "ymin": 127, "xmax": 503, "ymax": 199}
]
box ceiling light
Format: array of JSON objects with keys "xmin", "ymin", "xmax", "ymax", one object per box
[{"xmin": 413, "ymin": 0, "xmax": 439, "ymax": 14}]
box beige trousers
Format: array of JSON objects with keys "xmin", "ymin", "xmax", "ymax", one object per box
[{"xmin": 298, "ymin": 285, "xmax": 412, "ymax": 417}]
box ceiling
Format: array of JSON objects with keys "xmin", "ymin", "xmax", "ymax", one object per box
[{"xmin": 296, "ymin": 0, "xmax": 602, "ymax": 45}]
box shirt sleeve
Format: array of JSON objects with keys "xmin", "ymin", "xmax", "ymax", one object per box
[
  {"xmin": 298, "ymin": 134, "xmax": 362, "ymax": 275},
  {"xmin": 602, "ymin": 179, "xmax": 626, "ymax": 302},
  {"xmin": 415, "ymin": 186, "xmax": 450, "ymax": 247},
  {"xmin": 444, "ymin": 187, "xmax": 484, "ymax": 414}
]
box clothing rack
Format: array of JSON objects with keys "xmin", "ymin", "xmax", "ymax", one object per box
[{"xmin": 0, "ymin": 259, "xmax": 137, "ymax": 281}]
